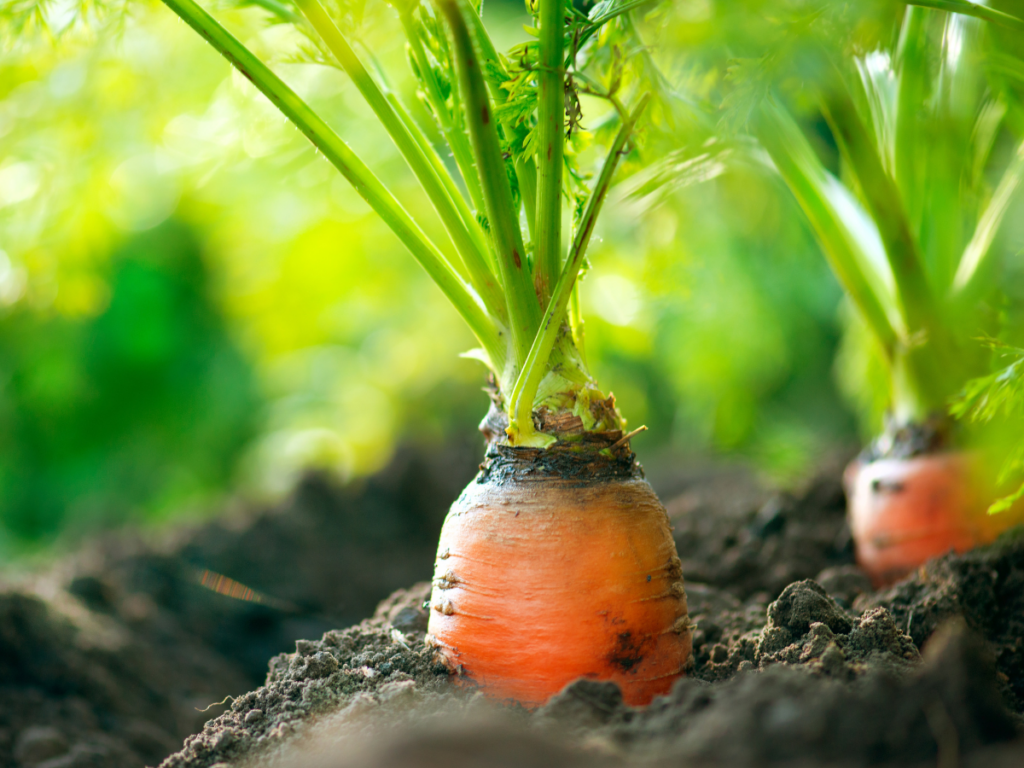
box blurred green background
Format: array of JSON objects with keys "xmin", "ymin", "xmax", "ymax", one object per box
[{"xmin": 0, "ymin": 0, "xmax": 879, "ymax": 554}]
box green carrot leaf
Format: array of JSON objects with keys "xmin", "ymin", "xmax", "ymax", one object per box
[
  {"xmin": 901, "ymin": 0, "xmax": 1024, "ymax": 33},
  {"xmin": 756, "ymin": 97, "xmax": 903, "ymax": 357},
  {"xmin": 952, "ymin": 138, "xmax": 1024, "ymax": 298}
]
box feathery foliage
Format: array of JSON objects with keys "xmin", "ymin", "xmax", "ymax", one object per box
[{"xmin": 954, "ymin": 339, "xmax": 1024, "ymax": 512}]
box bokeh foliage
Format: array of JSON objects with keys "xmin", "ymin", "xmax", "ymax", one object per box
[{"xmin": 0, "ymin": 222, "xmax": 258, "ymax": 553}]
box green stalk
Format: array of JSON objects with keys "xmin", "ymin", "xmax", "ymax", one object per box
[
  {"xmin": 160, "ymin": 0, "xmax": 505, "ymax": 367},
  {"xmin": 534, "ymin": 0, "xmax": 566, "ymax": 306},
  {"xmin": 400, "ymin": 9, "xmax": 488, "ymax": 219},
  {"xmin": 952, "ymin": 138, "xmax": 1024, "ymax": 297},
  {"xmin": 902, "ymin": 0, "xmax": 1024, "ymax": 32},
  {"xmin": 895, "ymin": 5, "xmax": 928, "ymax": 234},
  {"xmin": 569, "ymin": 281, "xmax": 586, "ymax": 364},
  {"xmin": 463, "ymin": 6, "xmax": 505, "ymax": 88},
  {"xmin": 890, "ymin": 329, "xmax": 974, "ymax": 423},
  {"xmin": 436, "ymin": 0, "xmax": 541, "ymax": 375},
  {"xmin": 359, "ymin": 40, "xmax": 481, "ymax": 286},
  {"xmin": 757, "ymin": 99, "xmax": 900, "ymax": 358},
  {"xmin": 295, "ymin": 0, "xmax": 506, "ymax": 322},
  {"xmin": 821, "ymin": 77, "xmax": 938, "ymax": 337},
  {"xmin": 823, "ymin": 97, "xmax": 956, "ymax": 420},
  {"xmin": 516, "ymin": 156, "xmax": 538, "ymax": 242},
  {"xmin": 507, "ymin": 95, "xmax": 650, "ymax": 446},
  {"xmin": 352, "ymin": 33, "xmax": 500, "ymax": 286},
  {"xmin": 384, "ymin": 88, "xmax": 498, "ymax": 277},
  {"xmin": 462, "ymin": 6, "xmax": 538, "ymax": 247}
]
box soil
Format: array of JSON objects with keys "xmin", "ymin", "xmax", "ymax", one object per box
[
  {"xmin": 1, "ymin": 441, "xmax": 480, "ymax": 768},
  {"xmin": 4, "ymin": 444, "xmax": 1024, "ymax": 767}
]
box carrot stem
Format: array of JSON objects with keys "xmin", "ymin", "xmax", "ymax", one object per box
[
  {"xmin": 399, "ymin": 8, "xmax": 488, "ymax": 221},
  {"xmin": 952, "ymin": 138, "xmax": 1024, "ymax": 297},
  {"xmin": 756, "ymin": 99, "xmax": 901, "ymax": 359},
  {"xmin": 901, "ymin": 0, "xmax": 1024, "ymax": 32},
  {"xmin": 159, "ymin": 0, "xmax": 506, "ymax": 368},
  {"xmin": 295, "ymin": 0, "xmax": 507, "ymax": 323},
  {"xmin": 534, "ymin": 0, "xmax": 566, "ymax": 307},
  {"xmin": 508, "ymin": 95, "xmax": 650, "ymax": 446},
  {"xmin": 820, "ymin": 74, "xmax": 938, "ymax": 341},
  {"xmin": 436, "ymin": 0, "xmax": 541, "ymax": 376}
]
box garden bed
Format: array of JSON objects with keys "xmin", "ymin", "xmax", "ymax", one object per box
[{"xmin": 3, "ymin": 446, "xmax": 1024, "ymax": 767}]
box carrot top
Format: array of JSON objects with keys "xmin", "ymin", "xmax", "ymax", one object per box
[{"xmin": 144, "ymin": 0, "xmax": 673, "ymax": 449}]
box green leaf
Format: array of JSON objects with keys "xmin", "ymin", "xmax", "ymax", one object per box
[
  {"xmin": 588, "ymin": 0, "xmax": 657, "ymax": 27},
  {"xmin": 952, "ymin": 138, "xmax": 1024, "ymax": 297},
  {"xmin": 950, "ymin": 338, "xmax": 1024, "ymax": 422},
  {"xmin": 901, "ymin": 1, "xmax": 1024, "ymax": 33},
  {"xmin": 820, "ymin": 61, "xmax": 938, "ymax": 339},
  {"xmin": 623, "ymin": 137, "xmax": 738, "ymax": 208},
  {"xmin": 853, "ymin": 52, "xmax": 898, "ymax": 177},
  {"xmin": 893, "ymin": 5, "xmax": 930, "ymax": 238},
  {"xmin": 756, "ymin": 97, "xmax": 902, "ymax": 357},
  {"xmin": 951, "ymin": 339, "xmax": 1024, "ymax": 514},
  {"xmin": 0, "ymin": 0, "xmax": 130, "ymax": 41}
]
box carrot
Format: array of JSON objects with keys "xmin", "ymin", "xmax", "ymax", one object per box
[
  {"xmin": 751, "ymin": 10, "xmax": 1024, "ymax": 587},
  {"xmin": 157, "ymin": 0, "xmax": 689, "ymax": 707},
  {"xmin": 428, "ymin": 441, "xmax": 691, "ymax": 707},
  {"xmin": 845, "ymin": 451, "xmax": 1024, "ymax": 586}
]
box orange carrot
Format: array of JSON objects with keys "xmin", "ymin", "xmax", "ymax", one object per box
[
  {"xmin": 427, "ymin": 445, "xmax": 691, "ymax": 707},
  {"xmin": 845, "ymin": 451, "xmax": 1024, "ymax": 585}
]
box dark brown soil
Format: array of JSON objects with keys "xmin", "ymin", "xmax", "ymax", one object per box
[
  {"xmin": 0, "ymin": 588, "xmax": 249, "ymax": 768},
  {"xmin": 666, "ymin": 452, "xmax": 857, "ymax": 600},
  {"xmin": 5, "ymin": 446, "xmax": 1024, "ymax": 768},
  {"xmin": 157, "ymin": 578, "xmax": 1022, "ymax": 768},
  {"xmin": 857, "ymin": 528, "xmax": 1024, "ymax": 712},
  {"xmin": 0, "ymin": 442, "xmax": 479, "ymax": 768}
]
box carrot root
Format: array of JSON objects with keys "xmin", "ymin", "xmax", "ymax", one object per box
[
  {"xmin": 846, "ymin": 450, "xmax": 1024, "ymax": 586},
  {"xmin": 426, "ymin": 468, "xmax": 691, "ymax": 707}
]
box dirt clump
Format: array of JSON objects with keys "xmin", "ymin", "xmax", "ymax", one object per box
[
  {"xmin": 158, "ymin": 580, "xmax": 1021, "ymax": 768},
  {"xmin": 858, "ymin": 527, "xmax": 1024, "ymax": 712},
  {"xmin": 159, "ymin": 583, "xmax": 454, "ymax": 768},
  {"xmin": 614, "ymin": 619, "xmax": 1016, "ymax": 766},
  {"xmin": 692, "ymin": 580, "xmax": 919, "ymax": 683}
]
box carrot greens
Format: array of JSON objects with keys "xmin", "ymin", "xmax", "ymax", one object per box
[
  {"xmin": 953, "ymin": 340, "xmax": 1024, "ymax": 513},
  {"xmin": 701, "ymin": 3, "xmax": 1024, "ymax": 433},
  {"xmin": 146, "ymin": 0, "xmax": 661, "ymax": 447}
]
